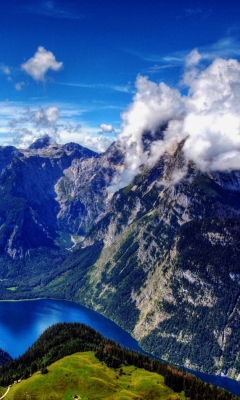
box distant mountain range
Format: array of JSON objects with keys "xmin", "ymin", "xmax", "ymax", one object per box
[{"xmin": 0, "ymin": 134, "xmax": 240, "ymax": 380}]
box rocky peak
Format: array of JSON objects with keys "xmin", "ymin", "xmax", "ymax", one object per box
[{"xmin": 28, "ymin": 134, "xmax": 53, "ymax": 150}]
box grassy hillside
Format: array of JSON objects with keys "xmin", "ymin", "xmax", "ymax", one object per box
[
  {"xmin": 1, "ymin": 351, "xmax": 185, "ymax": 400},
  {"xmin": 0, "ymin": 323, "xmax": 239, "ymax": 400}
]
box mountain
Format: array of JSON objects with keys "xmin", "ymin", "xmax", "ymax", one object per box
[
  {"xmin": 0, "ymin": 138, "xmax": 123, "ymax": 279},
  {"xmin": 0, "ymin": 135, "xmax": 239, "ymax": 380}
]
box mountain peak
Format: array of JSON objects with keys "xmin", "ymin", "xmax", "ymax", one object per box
[{"xmin": 29, "ymin": 135, "xmax": 53, "ymax": 150}]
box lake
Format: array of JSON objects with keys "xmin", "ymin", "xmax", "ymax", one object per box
[
  {"xmin": 0, "ymin": 298, "xmax": 239, "ymax": 397},
  {"xmin": 0, "ymin": 299, "xmax": 143, "ymax": 358}
]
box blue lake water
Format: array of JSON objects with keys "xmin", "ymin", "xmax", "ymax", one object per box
[
  {"xmin": 0, "ymin": 299, "xmax": 143, "ymax": 358},
  {"xmin": 0, "ymin": 299, "xmax": 239, "ymax": 397}
]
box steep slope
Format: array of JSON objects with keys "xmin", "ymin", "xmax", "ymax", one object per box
[
  {"xmin": 43, "ymin": 141, "xmax": 240, "ymax": 378},
  {"xmin": 55, "ymin": 141, "xmax": 124, "ymax": 236}
]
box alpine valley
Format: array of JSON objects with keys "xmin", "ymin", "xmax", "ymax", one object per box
[{"xmin": 0, "ymin": 132, "xmax": 240, "ymax": 381}]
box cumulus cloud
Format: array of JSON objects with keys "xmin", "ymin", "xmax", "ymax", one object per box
[
  {"xmin": 110, "ymin": 52, "xmax": 240, "ymax": 191},
  {"xmin": 21, "ymin": 46, "xmax": 63, "ymax": 81},
  {"xmin": 109, "ymin": 75, "xmax": 183, "ymax": 191},
  {"xmin": 84, "ymin": 135, "xmax": 113, "ymax": 153},
  {"xmin": 182, "ymin": 57, "xmax": 240, "ymax": 171},
  {"xmin": 99, "ymin": 123, "xmax": 114, "ymax": 133}
]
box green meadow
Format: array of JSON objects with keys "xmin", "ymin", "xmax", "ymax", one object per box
[{"xmin": 1, "ymin": 351, "xmax": 186, "ymax": 400}]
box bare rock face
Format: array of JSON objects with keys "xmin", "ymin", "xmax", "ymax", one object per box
[{"xmin": 55, "ymin": 141, "xmax": 124, "ymax": 236}]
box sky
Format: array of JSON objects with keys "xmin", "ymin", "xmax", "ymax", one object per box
[{"xmin": 1, "ymin": 0, "xmax": 240, "ymax": 158}]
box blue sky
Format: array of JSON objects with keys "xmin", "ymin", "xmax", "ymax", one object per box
[{"xmin": 1, "ymin": 0, "xmax": 240, "ymax": 151}]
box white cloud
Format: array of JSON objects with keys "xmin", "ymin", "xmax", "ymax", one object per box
[
  {"xmin": 131, "ymin": 37, "xmax": 240, "ymax": 74},
  {"xmin": 182, "ymin": 57, "xmax": 240, "ymax": 171},
  {"xmin": 0, "ymin": 64, "xmax": 11, "ymax": 75},
  {"xmin": 181, "ymin": 49, "xmax": 202, "ymax": 86},
  {"xmin": 15, "ymin": 82, "xmax": 26, "ymax": 91},
  {"xmin": 111, "ymin": 75, "xmax": 183, "ymax": 191},
  {"xmin": 110, "ymin": 52, "xmax": 240, "ymax": 191},
  {"xmin": 57, "ymin": 81, "xmax": 134, "ymax": 94},
  {"xmin": 100, "ymin": 123, "xmax": 114, "ymax": 133},
  {"xmin": 21, "ymin": 46, "xmax": 63, "ymax": 81},
  {"xmin": 33, "ymin": 106, "xmax": 59, "ymax": 125},
  {"xmin": 83, "ymin": 135, "xmax": 113, "ymax": 153},
  {"xmin": 185, "ymin": 49, "xmax": 202, "ymax": 68},
  {"xmin": 0, "ymin": 102, "xmax": 113, "ymax": 152},
  {"xmin": 8, "ymin": 106, "xmax": 61, "ymax": 146},
  {"xmin": 147, "ymin": 64, "xmax": 177, "ymax": 74},
  {"xmin": 108, "ymin": 76, "xmax": 183, "ymax": 192}
]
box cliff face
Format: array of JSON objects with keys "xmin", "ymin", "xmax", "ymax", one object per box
[
  {"xmin": 0, "ymin": 136, "xmax": 240, "ymax": 378},
  {"xmin": 55, "ymin": 141, "xmax": 124, "ymax": 237}
]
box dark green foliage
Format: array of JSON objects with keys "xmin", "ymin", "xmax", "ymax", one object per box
[
  {"xmin": 0, "ymin": 348, "xmax": 12, "ymax": 366},
  {"xmin": 76, "ymin": 238, "xmax": 142, "ymax": 331},
  {"xmin": 56, "ymin": 240, "xmax": 104, "ymax": 274},
  {"xmin": 164, "ymin": 366, "xmax": 240, "ymax": 400},
  {"xmin": 40, "ymin": 365, "xmax": 49, "ymax": 374},
  {"xmin": 42, "ymin": 241, "xmax": 104, "ymax": 300},
  {"xmin": 0, "ymin": 322, "xmax": 107, "ymax": 386}
]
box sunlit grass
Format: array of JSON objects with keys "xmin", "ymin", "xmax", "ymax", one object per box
[{"xmin": 3, "ymin": 352, "xmax": 187, "ymax": 400}]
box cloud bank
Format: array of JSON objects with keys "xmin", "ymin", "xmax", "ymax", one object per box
[
  {"xmin": 6, "ymin": 105, "xmax": 113, "ymax": 153},
  {"xmin": 21, "ymin": 46, "xmax": 63, "ymax": 81},
  {"xmin": 8, "ymin": 106, "xmax": 62, "ymax": 146},
  {"xmin": 110, "ymin": 52, "xmax": 240, "ymax": 191}
]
